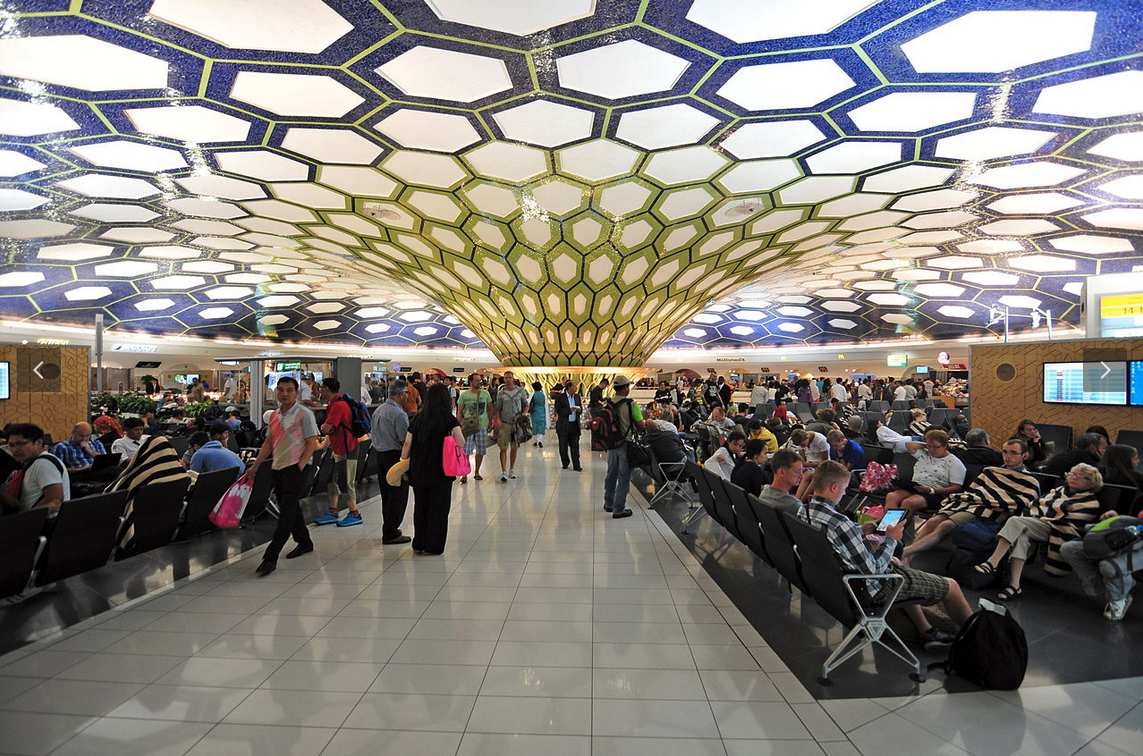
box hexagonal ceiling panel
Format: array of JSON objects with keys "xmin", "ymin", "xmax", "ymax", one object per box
[{"xmin": 1, "ymin": 0, "xmax": 1142, "ymax": 366}]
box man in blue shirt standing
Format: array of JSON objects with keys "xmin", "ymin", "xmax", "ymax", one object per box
[{"xmin": 189, "ymin": 423, "xmax": 244, "ymax": 483}]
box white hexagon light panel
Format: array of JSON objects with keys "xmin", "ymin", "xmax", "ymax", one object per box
[{"xmin": 1, "ymin": 0, "xmax": 1142, "ymax": 362}]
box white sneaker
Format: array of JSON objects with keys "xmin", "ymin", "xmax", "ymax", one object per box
[
  {"xmin": 509, "ymin": 468, "xmax": 518, "ymax": 479},
  {"xmin": 500, "ymin": 472, "xmax": 508, "ymax": 482},
  {"xmin": 1104, "ymin": 596, "xmax": 1133, "ymax": 621}
]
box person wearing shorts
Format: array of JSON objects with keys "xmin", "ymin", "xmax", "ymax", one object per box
[
  {"xmin": 457, "ymin": 374, "xmax": 491, "ymax": 482},
  {"xmin": 902, "ymin": 439, "xmax": 1040, "ymax": 563},
  {"xmin": 801, "ymin": 461, "xmax": 972, "ymax": 649},
  {"xmin": 312, "ymin": 377, "xmax": 362, "ymax": 527},
  {"xmin": 491, "ymin": 371, "xmax": 529, "ymax": 482}
]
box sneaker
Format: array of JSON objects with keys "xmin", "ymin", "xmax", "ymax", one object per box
[
  {"xmin": 1104, "ymin": 596, "xmax": 1133, "ymax": 621},
  {"xmin": 313, "ymin": 511, "xmax": 341, "ymax": 525},
  {"xmin": 337, "ymin": 510, "xmax": 363, "ymax": 527},
  {"xmin": 920, "ymin": 628, "xmax": 956, "ymax": 650},
  {"xmin": 612, "ymin": 510, "xmax": 633, "ymax": 519},
  {"xmin": 500, "ymin": 472, "xmax": 508, "ymax": 483},
  {"xmin": 509, "ymin": 468, "xmax": 518, "ymax": 479}
]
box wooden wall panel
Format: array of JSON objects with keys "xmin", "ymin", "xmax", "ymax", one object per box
[
  {"xmin": 0, "ymin": 345, "xmax": 89, "ymax": 441},
  {"xmin": 971, "ymin": 339, "xmax": 1143, "ymax": 448}
]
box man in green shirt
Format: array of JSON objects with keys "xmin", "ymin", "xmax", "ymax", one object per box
[
  {"xmin": 602, "ymin": 375, "xmax": 645, "ymax": 519},
  {"xmin": 456, "ymin": 374, "xmax": 492, "ymax": 482}
]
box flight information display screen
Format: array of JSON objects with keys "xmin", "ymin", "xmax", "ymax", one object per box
[
  {"xmin": 1100, "ymin": 294, "xmax": 1143, "ymax": 338},
  {"xmin": 1130, "ymin": 361, "xmax": 1143, "ymax": 407},
  {"xmin": 1043, "ymin": 361, "xmax": 1127, "ymax": 406},
  {"xmin": 0, "ymin": 361, "xmax": 8, "ymax": 400}
]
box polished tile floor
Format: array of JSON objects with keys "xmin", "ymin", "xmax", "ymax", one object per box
[{"xmin": 0, "ymin": 444, "xmax": 1140, "ymax": 756}]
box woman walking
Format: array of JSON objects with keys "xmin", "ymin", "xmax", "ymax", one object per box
[
  {"xmin": 529, "ymin": 381, "xmax": 547, "ymax": 448},
  {"xmin": 403, "ymin": 382, "xmax": 464, "ymax": 555}
]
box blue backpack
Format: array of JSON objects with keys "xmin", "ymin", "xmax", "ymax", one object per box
[{"xmin": 338, "ymin": 395, "xmax": 372, "ymax": 438}]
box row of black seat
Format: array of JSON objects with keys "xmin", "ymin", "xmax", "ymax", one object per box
[
  {"xmin": 680, "ymin": 460, "xmax": 927, "ymax": 682},
  {"xmin": 1, "ymin": 440, "xmax": 384, "ymax": 601}
]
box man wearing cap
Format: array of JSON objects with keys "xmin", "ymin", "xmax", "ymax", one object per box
[{"xmin": 602, "ymin": 375, "xmax": 645, "ymax": 519}]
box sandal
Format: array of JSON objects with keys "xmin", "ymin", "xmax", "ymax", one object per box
[
  {"xmin": 973, "ymin": 561, "xmax": 996, "ymax": 576},
  {"xmin": 460, "ymin": 476, "xmax": 468, "ymax": 484},
  {"xmin": 474, "ymin": 474, "xmax": 483, "ymax": 481},
  {"xmin": 997, "ymin": 585, "xmax": 1022, "ymax": 601}
]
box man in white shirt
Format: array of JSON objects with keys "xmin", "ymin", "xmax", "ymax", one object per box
[
  {"xmin": 903, "ymin": 381, "xmax": 918, "ymax": 400},
  {"xmin": 831, "ymin": 380, "xmax": 848, "ymax": 403},
  {"xmin": 110, "ymin": 417, "xmax": 150, "ymax": 461},
  {"xmin": 1, "ymin": 423, "xmax": 69, "ymax": 513},
  {"xmin": 222, "ymin": 375, "xmax": 237, "ymax": 401},
  {"xmin": 892, "ymin": 382, "xmax": 908, "ymax": 402},
  {"xmin": 856, "ymin": 380, "xmax": 872, "ymax": 408}
]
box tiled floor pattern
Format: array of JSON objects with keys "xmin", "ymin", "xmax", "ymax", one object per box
[{"xmin": 0, "ymin": 445, "xmax": 1140, "ymax": 755}]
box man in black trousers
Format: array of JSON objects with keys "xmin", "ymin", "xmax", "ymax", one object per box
[
  {"xmin": 249, "ymin": 377, "xmax": 318, "ymax": 576},
  {"xmin": 554, "ymin": 380, "xmax": 584, "ymax": 471},
  {"xmin": 370, "ymin": 380, "xmax": 412, "ymax": 544}
]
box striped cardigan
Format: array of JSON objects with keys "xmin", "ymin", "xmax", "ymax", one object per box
[
  {"xmin": 939, "ymin": 466, "xmax": 1041, "ymax": 522},
  {"xmin": 1028, "ymin": 485, "xmax": 1100, "ymax": 576},
  {"xmin": 107, "ymin": 436, "xmax": 190, "ymax": 548}
]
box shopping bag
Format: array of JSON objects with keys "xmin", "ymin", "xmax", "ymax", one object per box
[
  {"xmin": 443, "ymin": 435, "xmax": 471, "ymax": 477},
  {"xmin": 209, "ymin": 470, "xmax": 253, "ymax": 528}
]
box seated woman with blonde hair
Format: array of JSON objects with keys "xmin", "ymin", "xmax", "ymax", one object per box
[{"xmin": 974, "ymin": 463, "xmax": 1102, "ymax": 601}]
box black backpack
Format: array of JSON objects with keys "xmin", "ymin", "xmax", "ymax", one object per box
[
  {"xmin": 1083, "ymin": 516, "xmax": 1143, "ymax": 561},
  {"xmin": 590, "ymin": 398, "xmax": 630, "ymax": 451},
  {"xmin": 337, "ymin": 395, "xmax": 371, "ymax": 439},
  {"xmin": 931, "ymin": 601, "xmax": 1027, "ymax": 690}
]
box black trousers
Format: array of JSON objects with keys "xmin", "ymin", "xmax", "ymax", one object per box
[
  {"xmin": 411, "ymin": 479, "xmax": 453, "ymax": 554},
  {"xmin": 374, "ymin": 449, "xmax": 409, "ymax": 540},
  {"xmin": 263, "ymin": 464, "xmax": 312, "ymax": 563},
  {"xmin": 557, "ymin": 428, "xmax": 581, "ymax": 469}
]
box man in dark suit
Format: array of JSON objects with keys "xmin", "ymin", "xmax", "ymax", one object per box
[{"xmin": 554, "ymin": 380, "xmax": 584, "ymax": 471}]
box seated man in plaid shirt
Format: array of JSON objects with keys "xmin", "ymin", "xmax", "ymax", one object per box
[{"xmin": 798, "ymin": 460, "xmax": 973, "ymax": 649}]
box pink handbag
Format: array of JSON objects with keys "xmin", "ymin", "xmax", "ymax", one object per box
[
  {"xmin": 209, "ymin": 471, "xmax": 253, "ymax": 528},
  {"xmin": 443, "ymin": 435, "xmax": 471, "ymax": 477}
]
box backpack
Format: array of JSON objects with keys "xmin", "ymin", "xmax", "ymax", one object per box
[
  {"xmin": 337, "ymin": 395, "xmax": 371, "ymax": 438},
  {"xmin": 591, "ymin": 398, "xmax": 630, "ymax": 451},
  {"xmin": 1083, "ymin": 516, "xmax": 1143, "ymax": 561},
  {"xmin": 931, "ymin": 600, "xmax": 1027, "ymax": 690},
  {"xmin": 945, "ymin": 548, "xmax": 1002, "ymax": 590},
  {"xmin": 949, "ymin": 517, "xmax": 1002, "ymax": 559}
]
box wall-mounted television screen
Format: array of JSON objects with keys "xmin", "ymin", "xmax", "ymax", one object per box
[
  {"xmin": 0, "ymin": 361, "xmax": 9, "ymax": 400},
  {"xmin": 1130, "ymin": 361, "xmax": 1143, "ymax": 407},
  {"xmin": 174, "ymin": 373, "xmax": 200, "ymax": 384},
  {"xmin": 887, "ymin": 353, "xmax": 907, "ymax": 367},
  {"xmin": 1043, "ymin": 361, "xmax": 1128, "ymax": 406},
  {"xmin": 915, "ymin": 366, "xmax": 930, "ymax": 374}
]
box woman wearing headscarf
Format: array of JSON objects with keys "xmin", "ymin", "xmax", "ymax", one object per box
[
  {"xmin": 107, "ymin": 435, "xmax": 191, "ymax": 548},
  {"xmin": 93, "ymin": 415, "xmax": 123, "ymax": 451},
  {"xmin": 529, "ymin": 381, "xmax": 547, "ymax": 448}
]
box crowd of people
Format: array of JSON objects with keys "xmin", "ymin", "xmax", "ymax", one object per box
[{"xmin": 4, "ymin": 369, "xmax": 1140, "ymax": 636}]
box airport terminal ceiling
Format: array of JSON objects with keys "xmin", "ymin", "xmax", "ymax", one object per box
[{"xmin": 1, "ymin": 0, "xmax": 1143, "ymax": 367}]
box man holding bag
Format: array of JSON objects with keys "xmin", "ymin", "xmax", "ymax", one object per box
[{"xmin": 456, "ymin": 374, "xmax": 491, "ymax": 482}]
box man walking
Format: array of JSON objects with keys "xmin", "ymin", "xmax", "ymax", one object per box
[
  {"xmin": 490, "ymin": 370, "xmax": 529, "ymax": 482},
  {"xmin": 602, "ymin": 375, "xmax": 644, "ymax": 519},
  {"xmin": 554, "ymin": 380, "xmax": 583, "ymax": 471},
  {"xmin": 457, "ymin": 374, "xmax": 491, "ymax": 481},
  {"xmin": 250, "ymin": 377, "xmax": 318, "ymax": 576},
  {"xmin": 371, "ymin": 380, "xmax": 412, "ymax": 544},
  {"xmin": 312, "ymin": 377, "xmax": 363, "ymax": 527}
]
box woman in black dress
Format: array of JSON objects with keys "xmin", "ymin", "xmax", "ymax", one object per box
[{"xmin": 401, "ymin": 382, "xmax": 464, "ymax": 555}]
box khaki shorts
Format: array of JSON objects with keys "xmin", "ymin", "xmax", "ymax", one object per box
[
  {"xmin": 946, "ymin": 510, "xmax": 976, "ymax": 526},
  {"xmin": 496, "ymin": 423, "xmax": 518, "ymax": 449},
  {"xmin": 327, "ymin": 452, "xmax": 358, "ymax": 501}
]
